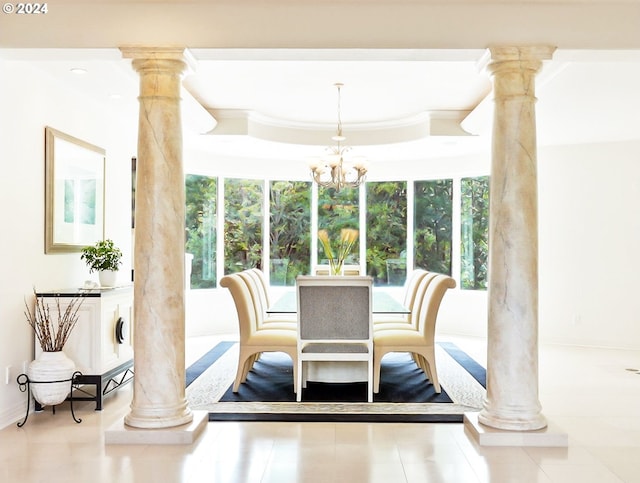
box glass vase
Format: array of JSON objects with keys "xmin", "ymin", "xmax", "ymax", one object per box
[{"xmin": 329, "ymin": 260, "xmax": 344, "ymax": 276}]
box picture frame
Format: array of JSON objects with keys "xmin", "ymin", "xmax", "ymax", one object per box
[{"xmin": 45, "ymin": 126, "xmax": 106, "ymax": 253}]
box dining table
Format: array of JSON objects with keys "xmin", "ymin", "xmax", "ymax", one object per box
[{"xmin": 266, "ymin": 289, "xmax": 410, "ymax": 315}]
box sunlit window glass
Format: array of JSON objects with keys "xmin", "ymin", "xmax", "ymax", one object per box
[
  {"xmin": 461, "ymin": 176, "xmax": 489, "ymax": 290},
  {"xmin": 366, "ymin": 181, "xmax": 407, "ymax": 286},
  {"xmin": 224, "ymin": 179, "xmax": 263, "ymax": 274},
  {"xmin": 414, "ymin": 179, "xmax": 453, "ymax": 275},
  {"xmin": 269, "ymin": 180, "xmax": 312, "ymax": 286},
  {"xmin": 185, "ymin": 174, "xmax": 217, "ymax": 289}
]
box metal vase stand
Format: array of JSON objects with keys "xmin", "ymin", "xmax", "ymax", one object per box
[{"xmin": 16, "ymin": 371, "xmax": 83, "ymax": 427}]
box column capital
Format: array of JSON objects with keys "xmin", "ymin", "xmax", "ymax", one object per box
[
  {"xmin": 120, "ymin": 46, "xmax": 196, "ymax": 74},
  {"xmin": 479, "ymin": 45, "xmax": 556, "ymax": 74}
]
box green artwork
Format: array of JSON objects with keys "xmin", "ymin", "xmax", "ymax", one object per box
[{"xmin": 64, "ymin": 178, "xmax": 96, "ymax": 225}]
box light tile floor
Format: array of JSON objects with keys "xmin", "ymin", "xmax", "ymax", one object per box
[{"xmin": 2, "ymin": 334, "xmax": 640, "ymax": 482}]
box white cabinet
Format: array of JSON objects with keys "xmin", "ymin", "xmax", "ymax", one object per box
[{"xmin": 35, "ymin": 286, "xmax": 134, "ymax": 409}]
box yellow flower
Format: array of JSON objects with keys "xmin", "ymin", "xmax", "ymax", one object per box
[
  {"xmin": 318, "ymin": 228, "xmax": 358, "ymax": 275},
  {"xmin": 318, "ymin": 229, "xmax": 334, "ymax": 260}
]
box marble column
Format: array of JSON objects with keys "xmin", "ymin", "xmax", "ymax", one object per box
[
  {"xmin": 121, "ymin": 48, "xmax": 192, "ymax": 429},
  {"xmin": 478, "ymin": 45, "xmax": 555, "ymax": 431}
]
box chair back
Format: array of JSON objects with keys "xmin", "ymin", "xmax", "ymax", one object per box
[
  {"xmin": 249, "ymin": 268, "xmax": 271, "ymax": 306},
  {"xmin": 398, "ymin": 271, "xmax": 437, "ymax": 328},
  {"xmin": 238, "ymin": 270, "xmax": 268, "ymax": 324},
  {"xmin": 296, "ymin": 275, "xmax": 372, "ymax": 343},
  {"xmin": 220, "ymin": 273, "xmax": 259, "ymax": 343},
  {"xmin": 403, "ymin": 269, "xmax": 428, "ymax": 306},
  {"xmin": 415, "ymin": 274, "xmax": 456, "ymax": 337}
]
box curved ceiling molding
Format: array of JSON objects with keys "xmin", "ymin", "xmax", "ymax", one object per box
[
  {"xmin": 205, "ymin": 109, "xmax": 472, "ymax": 146},
  {"xmin": 181, "ymin": 87, "xmax": 217, "ymax": 134}
]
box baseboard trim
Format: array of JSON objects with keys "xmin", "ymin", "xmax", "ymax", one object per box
[{"xmin": 0, "ymin": 399, "xmax": 28, "ymax": 430}]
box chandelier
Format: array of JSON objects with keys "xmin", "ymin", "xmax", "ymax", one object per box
[{"xmin": 309, "ymin": 83, "xmax": 367, "ymax": 191}]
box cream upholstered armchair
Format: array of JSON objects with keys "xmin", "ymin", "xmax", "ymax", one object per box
[
  {"xmin": 220, "ymin": 273, "xmax": 298, "ymax": 393},
  {"xmin": 373, "ymin": 273, "xmax": 456, "ymax": 394},
  {"xmin": 296, "ymin": 275, "xmax": 374, "ymax": 402}
]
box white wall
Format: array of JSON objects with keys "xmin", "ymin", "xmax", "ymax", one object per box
[
  {"xmin": 0, "ymin": 60, "xmax": 136, "ymax": 428},
  {"xmin": 538, "ymin": 140, "xmax": 640, "ymax": 349}
]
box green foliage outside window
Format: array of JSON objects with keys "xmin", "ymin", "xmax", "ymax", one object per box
[
  {"xmin": 269, "ymin": 181, "xmax": 312, "ymax": 286},
  {"xmin": 186, "ymin": 173, "xmax": 489, "ymax": 291},
  {"xmin": 461, "ymin": 176, "xmax": 489, "ymax": 290},
  {"xmin": 414, "ymin": 179, "xmax": 453, "ymax": 275},
  {"xmin": 366, "ymin": 181, "xmax": 408, "ymax": 285},
  {"xmin": 185, "ymin": 174, "xmax": 217, "ymax": 289},
  {"xmin": 317, "ymin": 186, "xmax": 360, "ymax": 265},
  {"xmin": 224, "ymin": 179, "xmax": 263, "ymax": 274}
]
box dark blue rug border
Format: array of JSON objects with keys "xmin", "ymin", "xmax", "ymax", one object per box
[
  {"xmin": 437, "ymin": 341, "xmax": 486, "ymax": 388},
  {"xmin": 185, "ymin": 340, "xmax": 235, "ymax": 387}
]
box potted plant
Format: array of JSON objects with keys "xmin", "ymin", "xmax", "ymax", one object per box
[
  {"xmin": 80, "ymin": 239, "xmax": 123, "ymax": 287},
  {"xmin": 24, "ymin": 289, "xmax": 85, "ymax": 406}
]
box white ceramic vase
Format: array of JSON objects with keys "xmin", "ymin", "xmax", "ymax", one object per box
[
  {"xmin": 99, "ymin": 269, "xmax": 117, "ymax": 287},
  {"xmin": 27, "ymin": 351, "xmax": 76, "ymax": 406}
]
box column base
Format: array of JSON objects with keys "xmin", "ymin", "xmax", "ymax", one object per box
[
  {"xmin": 478, "ymin": 407, "xmax": 547, "ymax": 431},
  {"xmin": 124, "ymin": 401, "xmax": 193, "ymax": 429},
  {"xmin": 105, "ymin": 410, "xmax": 208, "ymax": 445},
  {"xmin": 464, "ymin": 412, "xmax": 567, "ymax": 447}
]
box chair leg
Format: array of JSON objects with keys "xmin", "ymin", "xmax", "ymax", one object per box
[
  {"xmin": 296, "ymin": 359, "xmax": 303, "ymax": 402},
  {"xmin": 302, "ymin": 361, "xmax": 308, "ymax": 389},
  {"xmin": 373, "ymin": 349, "xmax": 387, "ymax": 393},
  {"xmin": 367, "ymin": 360, "xmax": 373, "ymax": 402},
  {"xmin": 233, "ymin": 350, "xmax": 254, "ymax": 392},
  {"xmin": 416, "ymin": 350, "xmax": 440, "ymax": 393},
  {"xmin": 414, "ymin": 353, "xmax": 427, "ymax": 373},
  {"xmin": 240, "ymin": 352, "xmax": 259, "ymax": 384},
  {"xmin": 288, "ymin": 352, "xmax": 298, "ymax": 395},
  {"xmin": 425, "ymin": 356, "xmax": 440, "ymax": 393}
]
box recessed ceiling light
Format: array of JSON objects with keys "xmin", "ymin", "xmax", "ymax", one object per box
[
  {"xmin": 109, "ymin": 93, "xmax": 122, "ymax": 100},
  {"xmin": 70, "ymin": 67, "xmax": 87, "ymax": 75}
]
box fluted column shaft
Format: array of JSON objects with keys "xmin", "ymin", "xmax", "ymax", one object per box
[
  {"xmin": 479, "ymin": 46, "xmax": 555, "ymax": 431},
  {"xmin": 122, "ymin": 48, "xmax": 192, "ymax": 429}
]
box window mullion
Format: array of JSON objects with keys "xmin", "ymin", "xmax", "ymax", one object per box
[{"xmin": 359, "ymin": 182, "xmax": 367, "ymax": 275}]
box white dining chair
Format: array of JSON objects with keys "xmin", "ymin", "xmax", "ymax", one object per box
[{"xmin": 295, "ymin": 275, "xmax": 374, "ymax": 402}]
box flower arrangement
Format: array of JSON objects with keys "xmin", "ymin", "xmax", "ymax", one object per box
[
  {"xmin": 318, "ymin": 228, "xmax": 359, "ymax": 275},
  {"xmin": 24, "ymin": 289, "xmax": 86, "ymax": 352},
  {"xmin": 80, "ymin": 239, "xmax": 123, "ymax": 273}
]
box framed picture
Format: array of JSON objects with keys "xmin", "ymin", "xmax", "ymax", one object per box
[{"xmin": 45, "ymin": 127, "xmax": 105, "ymax": 253}]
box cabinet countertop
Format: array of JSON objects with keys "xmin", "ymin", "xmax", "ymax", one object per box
[{"xmin": 36, "ymin": 285, "xmax": 133, "ymax": 298}]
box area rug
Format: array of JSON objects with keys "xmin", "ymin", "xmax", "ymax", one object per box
[{"xmin": 186, "ymin": 341, "xmax": 486, "ymax": 423}]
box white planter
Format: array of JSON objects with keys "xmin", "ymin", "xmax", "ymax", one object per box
[
  {"xmin": 99, "ymin": 270, "xmax": 117, "ymax": 287},
  {"xmin": 27, "ymin": 351, "xmax": 76, "ymax": 406}
]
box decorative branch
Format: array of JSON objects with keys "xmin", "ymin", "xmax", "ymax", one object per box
[{"xmin": 24, "ymin": 288, "xmax": 87, "ymax": 352}]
